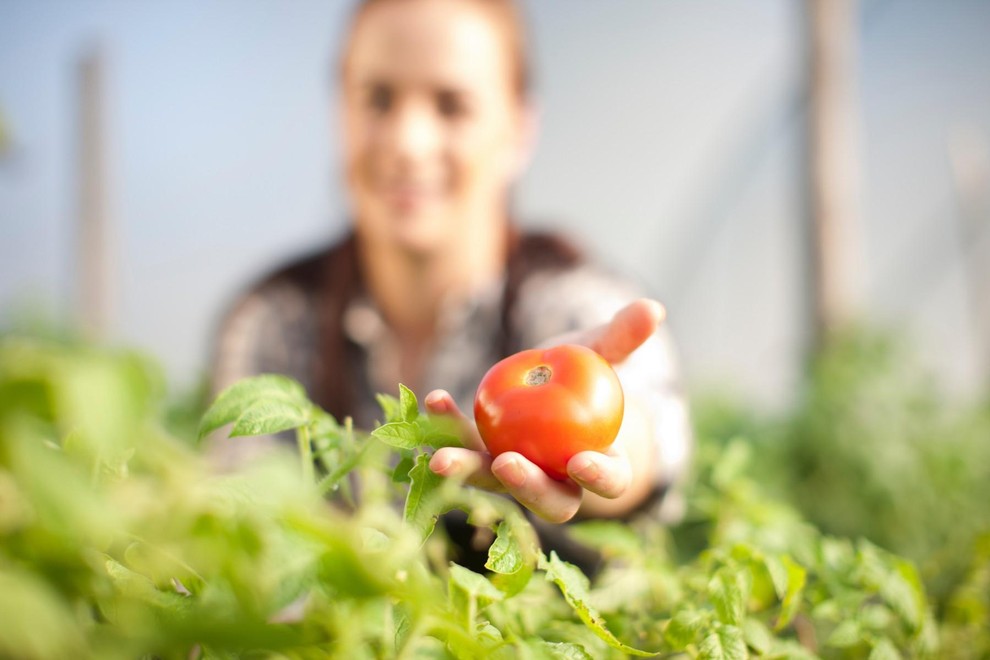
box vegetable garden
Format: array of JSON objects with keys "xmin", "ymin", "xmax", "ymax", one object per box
[{"xmin": 0, "ymin": 327, "xmax": 987, "ymax": 658}]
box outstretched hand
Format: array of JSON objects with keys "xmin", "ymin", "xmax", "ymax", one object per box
[{"xmin": 427, "ymin": 298, "xmax": 665, "ymax": 523}]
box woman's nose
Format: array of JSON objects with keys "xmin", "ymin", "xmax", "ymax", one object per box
[{"xmin": 386, "ymin": 100, "xmax": 442, "ymax": 165}]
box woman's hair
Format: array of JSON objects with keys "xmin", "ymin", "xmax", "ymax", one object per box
[{"xmin": 342, "ymin": 0, "xmax": 532, "ymax": 98}]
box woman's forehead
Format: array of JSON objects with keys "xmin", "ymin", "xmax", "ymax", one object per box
[{"xmin": 346, "ymin": 0, "xmax": 513, "ymax": 92}]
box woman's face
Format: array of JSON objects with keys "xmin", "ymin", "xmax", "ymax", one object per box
[{"xmin": 341, "ymin": 0, "xmax": 529, "ymax": 256}]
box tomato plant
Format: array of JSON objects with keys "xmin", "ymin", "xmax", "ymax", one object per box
[
  {"xmin": 2, "ymin": 329, "xmax": 982, "ymax": 659},
  {"xmin": 474, "ymin": 344, "xmax": 624, "ymax": 480}
]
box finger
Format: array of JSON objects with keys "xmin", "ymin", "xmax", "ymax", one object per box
[
  {"xmin": 566, "ymin": 450, "xmax": 632, "ymax": 499},
  {"xmin": 586, "ymin": 298, "xmax": 665, "ymax": 364},
  {"xmin": 491, "ymin": 452, "xmax": 583, "ymax": 523},
  {"xmin": 424, "ymin": 389, "xmax": 485, "ymax": 451},
  {"xmin": 429, "ymin": 447, "xmax": 504, "ymax": 491}
]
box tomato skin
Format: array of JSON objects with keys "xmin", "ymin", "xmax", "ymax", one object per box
[{"xmin": 473, "ymin": 344, "xmax": 624, "ymax": 481}]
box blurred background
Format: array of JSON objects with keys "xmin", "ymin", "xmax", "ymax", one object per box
[{"xmin": 1, "ymin": 0, "xmax": 989, "ymax": 407}]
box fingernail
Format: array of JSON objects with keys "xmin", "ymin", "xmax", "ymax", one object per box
[
  {"xmin": 499, "ymin": 457, "xmax": 526, "ymax": 487},
  {"xmin": 570, "ymin": 458, "xmax": 599, "ymax": 483},
  {"xmin": 429, "ymin": 454, "xmax": 449, "ymax": 473},
  {"xmin": 425, "ymin": 392, "xmax": 443, "ymax": 408}
]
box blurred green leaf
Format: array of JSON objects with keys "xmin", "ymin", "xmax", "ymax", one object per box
[
  {"xmin": 376, "ymin": 392, "xmax": 402, "ymax": 423},
  {"xmin": 742, "ymin": 617, "xmax": 772, "ymax": 654},
  {"xmin": 869, "ymin": 637, "xmax": 902, "ymax": 660},
  {"xmin": 539, "ymin": 641, "xmax": 594, "ymax": 659},
  {"xmin": 709, "ymin": 570, "xmax": 745, "ymax": 626},
  {"xmin": 449, "ymin": 564, "xmax": 504, "ymax": 604},
  {"xmin": 199, "ymin": 374, "xmax": 307, "ymax": 438},
  {"xmin": 664, "ymin": 609, "xmax": 704, "ymax": 648},
  {"xmin": 229, "ymin": 399, "xmax": 309, "ymax": 437},
  {"xmin": 698, "ymin": 623, "xmax": 746, "ymax": 660}
]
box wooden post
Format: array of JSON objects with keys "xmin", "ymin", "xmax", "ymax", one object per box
[
  {"xmin": 807, "ymin": 0, "xmax": 865, "ymax": 346},
  {"xmin": 948, "ymin": 126, "xmax": 990, "ymax": 380},
  {"xmin": 77, "ymin": 44, "xmax": 114, "ymax": 340}
]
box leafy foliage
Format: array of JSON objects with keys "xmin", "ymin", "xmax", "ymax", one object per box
[
  {"xmin": 693, "ymin": 328, "xmax": 990, "ymax": 616},
  {"xmin": 0, "ymin": 329, "xmax": 986, "ymax": 658}
]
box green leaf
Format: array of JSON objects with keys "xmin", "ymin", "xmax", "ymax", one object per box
[
  {"xmin": 417, "ymin": 416, "xmax": 462, "ymax": 448},
  {"xmin": 0, "ymin": 568, "xmax": 84, "ymax": 659},
  {"xmin": 487, "ymin": 516, "xmax": 536, "ymax": 597},
  {"xmin": 709, "ymin": 571, "xmax": 745, "ymax": 626},
  {"xmin": 199, "ymin": 374, "xmax": 307, "ymax": 438},
  {"xmin": 698, "ymin": 624, "xmax": 747, "ymax": 660},
  {"xmin": 229, "ymin": 399, "xmax": 309, "ymax": 437},
  {"xmin": 826, "ymin": 620, "xmax": 862, "ymax": 648},
  {"xmin": 398, "ymin": 384, "xmax": 419, "ymax": 422},
  {"xmin": 391, "ymin": 453, "xmax": 415, "ymax": 484},
  {"xmin": 486, "ymin": 520, "xmax": 523, "ymax": 575},
  {"xmin": 774, "ymin": 555, "xmax": 806, "ymax": 631},
  {"xmin": 360, "ymin": 527, "xmax": 390, "ymax": 552},
  {"xmin": 742, "ymin": 618, "xmax": 772, "ymax": 654},
  {"xmin": 858, "ymin": 604, "xmax": 893, "ymax": 630},
  {"xmin": 763, "ymin": 555, "xmax": 787, "ymax": 601},
  {"xmin": 541, "ymin": 552, "xmax": 657, "ymax": 657},
  {"xmin": 539, "ymin": 641, "xmax": 594, "ymax": 660},
  {"xmin": 449, "ymin": 564, "xmax": 504, "ymax": 603},
  {"xmin": 868, "ymin": 637, "xmax": 902, "ymax": 660},
  {"xmin": 376, "ymin": 393, "xmax": 402, "ymax": 423},
  {"xmin": 371, "ymin": 421, "xmax": 423, "ymax": 449},
  {"xmin": 566, "ymin": 520, "xmax": 643, "ymax": 559},
  {"xmin": 882, "ymin": 558, "xmax": 925, "ymax": 631},
  {"xmin": 711, "ymin": 438, "xmax": 751, "ymax": 489},
  {"xmin": 405, "ymin": 453, "xmax": 444, "ymax": 540},
  {"xmin": 664, "ymin": 609, "xmax": 705, "ymax": 648}
]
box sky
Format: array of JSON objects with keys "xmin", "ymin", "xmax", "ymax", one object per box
[{"xmin": 2, "ymin": 0, "xmax": 989, "ymax": 406}]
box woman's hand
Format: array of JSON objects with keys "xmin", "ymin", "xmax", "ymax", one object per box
[{"xmin": 427, "ymin": 298, "xmax": 665, "ymax": 523}]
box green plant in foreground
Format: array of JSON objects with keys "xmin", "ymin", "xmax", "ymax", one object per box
[{"xmin": 0, "ymin": 335, "xmax": 957, "ymax": 658}]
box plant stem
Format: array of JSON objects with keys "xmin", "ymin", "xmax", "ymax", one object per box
[
  {"xmin": 297, "ymin": 423, "xmax": 314, "ymax": 484},
  {"xmin": 467, "ymin": 595, "xmax": 476, "ymax": 634}
]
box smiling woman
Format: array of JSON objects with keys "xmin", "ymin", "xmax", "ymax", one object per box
[{"xmin": 210, "ymin": 0, "xmax": 692, "ymax": 572}]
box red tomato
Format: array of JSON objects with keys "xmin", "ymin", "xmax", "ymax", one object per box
[{"xmin": 473, "ymin": 344, "xmax": 624, "ymax": 481}]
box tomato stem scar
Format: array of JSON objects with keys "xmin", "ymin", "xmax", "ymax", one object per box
[{"xmin": 525, "ymin": 365, "xmax": 552, "ymax": 386}]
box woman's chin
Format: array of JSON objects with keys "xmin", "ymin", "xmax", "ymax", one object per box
[{"xmin": 384, "ymin": 216, "xmax": 452, "ymax": 257}]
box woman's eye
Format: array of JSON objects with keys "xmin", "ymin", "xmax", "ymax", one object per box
[
  {"xmin": 367, "ymin": 85, "xmax": 393, "ymax": 114},
  {"xmin": 436, "ymin": 90, "xmax": 469, "ymax": 119}
]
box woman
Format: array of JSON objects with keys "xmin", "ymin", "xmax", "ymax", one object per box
[{"xmin": 211, "ymin": 0, "xmax": 690, "ymax": 556}]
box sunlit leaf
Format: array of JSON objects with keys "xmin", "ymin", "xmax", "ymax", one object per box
[
  {"xmin": 541, "ymin": 552, "xmax": 657, "ymax": 657},
  {"xmin": 398, "ymin": 384, "xmax": 419, "ymax": 422},
  {"xmin": 826, "ymin": 620, "xmax": 862, "ymax": 648},
  {"xmin": 742, "ymin": 617, "xmax": 772, "ymax": 654},
  {"xmin": 229, "ymin": 400, "xmax": 309, "ymax": 437},
  {"xmin": 664, "ymin": 609, "xmax": 704, "ymax": 648},
  {"xmin": 540, "ymin": 641, "xmax": 594, "ymax": 659},
  {"xmin": 709, "ymin": 570, "xmax": 745, "ymax": 626},
  {"xmin": 371, "ymin": 421, "xmax": 423, "ymax": 449},
  {"xmin": 199, "ymin": 374, "xmax": 307, "ymax": 438},
  {"xmin": 775, "ymin": 556, "xmax": 806, "ymax": 631},
  {"xmin": 698, "ymin": 624, "xmax": 746, "ymax": 660},
  {"xmin": 868, "ymin": 637, "xmax": 902, "ymax": 660},
  {"xmin": 449, "ymin": 564, "xmax": 504, "ymax": 603},
  {"xmin": 405, "ymin": 453, "xmax": 444, "ymax": 539},
  {"xmin": 376, "ymin": 392, "xmax": 402, "ymax": 423}
]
